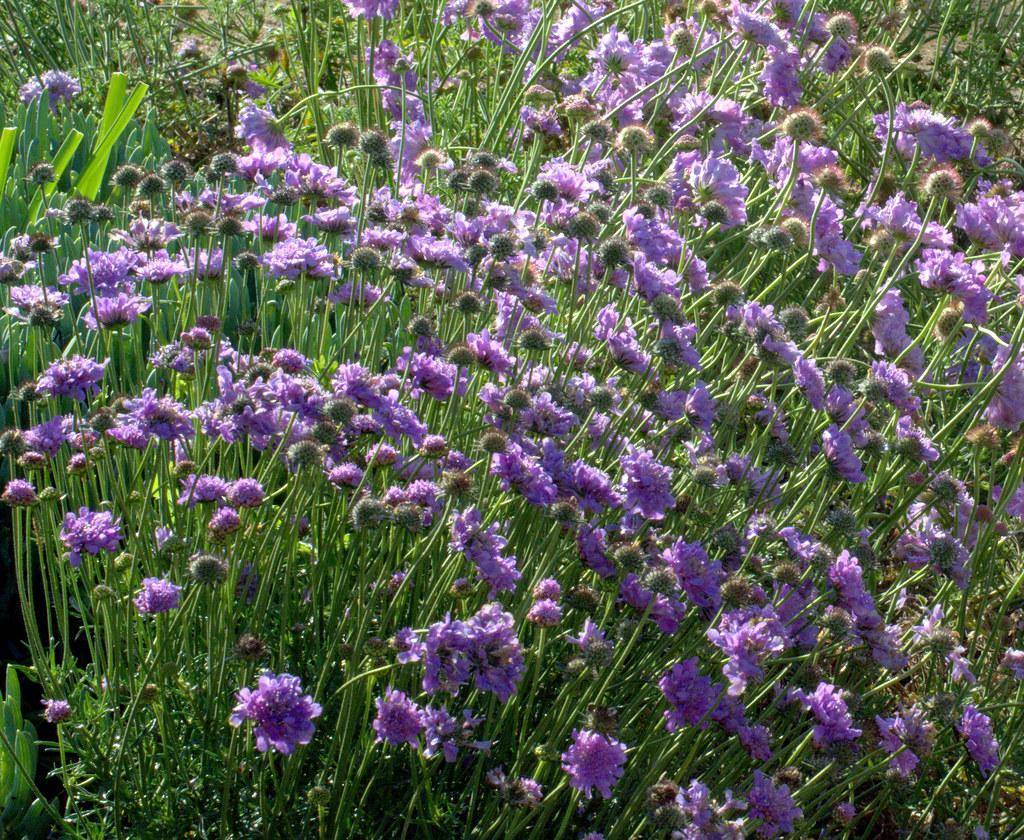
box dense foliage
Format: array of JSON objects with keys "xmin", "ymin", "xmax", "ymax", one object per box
[{"xmin": 1, "ymin": 0, "xmax": 1024, "ymax": 837}]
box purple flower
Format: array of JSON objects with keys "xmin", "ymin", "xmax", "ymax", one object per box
[
  {"xmin": 112, "ymin": 388, "xmax": 194, "ymax": 444},
  {"xmin": 82, "ymin": 293, "xmax": 151, "ymax": 330},
  {"xmin": 450, "ymin": 508, "xmax": 520, "ymax": 596},
  {"xmin": 956, "ymin": 190, "xmax": 1024, "ymax": 258},
  {"xmin": 227, "ymin": 478, "xmax": 266, "ymax": 508},
  {"xmin": 1001, "ymin": 648, "xmax": 1024, "ymax": 679},
  {"xmin": 423, "ymin": 705, "xmax": 488, "ymax": 762},
  {"xmin": 829, "ymin": 551, "xmax": 907, "ymax": 669},
  {"xmin": 2, "ymin": 479, "xmax": 38, "ymax": 506},
  {"xmin": 659, "ymin": 658, "xmax": 718, "ymax": 731},
  {"xmin": 235, "ymin": 102, "xmax": 290, "ymax": 152},
  {"xmin": 42, "ymin": 698, "xmax": 72, "ymax": 724},
  {"xmin": 19, "ymin": 70, "xmax": 81, "ymax": 110},
  {"xmin": 619, "ymin": 447, "xmax": 674, "ymax": 521},
  {"xmin": 986, "ymin": 346, "xmax": 1024, "ymax": 431},
  {"xmin": 560, "ymin": 728, "xmax": 627, "ymax": 799},
  {"xmin": 663, "ymin": 538, "xmax": 723, "ymax": 613},
  {"xmin": 959, "ymin": 705, "xmax": 1000, "ymax": 777},
  {"xmin": 671, "ymin": 150, "xmax": 749, "ymax": 229},
  {"xmin": 261, "ymin": 236, "xmax": 335, "ymax": 280},
  {"xmin": 822, "ymin": 424, "xmax": 866, "ymax": 483},
  {"xmin": 230, "ymin": 672, "xmax": 322, "ymax": 754},
  {"xmin": 869, "ymin": 360, "xmax": 920, "ymax": 415},
  {"xmin": 526, "ymin": 598, "xmax": 562, "ymax": 627},
  {"xmin": 373, "ymin": 687, "xmax": 424, "ymax": 747},
  {"xmin": 422, "ymin": 603, "xmax": 524, "ymax": 703},
  {"xmin": 490, "ymin": 442, "xmax": 557, "ymax": 506},
  {"xmin": 790, "ymin": 682, "xmax": 861, "ymax": 748},
  {"xmin": 37, "ymin": 356, "xmax": 107, "ymax": 401},
  {"xmin": 133, "ymin": 577, "xmax": 182, "ymax": 614},
  {"xmin": 60, "ymin": 507, "xmax": 123, "ymax": 567},
  {"xmin": 208, "ymin": 506, "xmax": 241, "ymax": 539},
  {"xmin": 59, "ymin": 248, "xmax": 142, "ymax": 295},
  {"xmin": 343, "ymin": 0, "xmax": 397, "ymax": 19},
  {"xmin": 178, "ymin": 474, "xmax": 230, "ymax": 507},
  {"xmin": 874, "ymin": 103, "xmax": 978, "ymax": 163},
  {"xmin": 707, "ymin": 607, "xmax": 787, "ymax": 696},
  {"xmin": 748, "ymin": 771, "xmax": 801, "ymax": 838},
  {"xmin": 875, "ymin": 705, "xmax": 935, "ymax": 777}
]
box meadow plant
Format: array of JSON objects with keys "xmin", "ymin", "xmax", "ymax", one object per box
[{"xmin": 1, "ymin": 0, "xmax": 1024, "ymax": 837}]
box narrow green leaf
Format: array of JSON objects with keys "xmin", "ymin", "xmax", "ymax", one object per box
[
  {"xmin": 4, "ymin": 667, "xmax": 20, "ymax": 731},
  {"xmin": 0, "ymin": 128, "xmax": 17, "ymax": 198},
  {"xmin": 75, "ymin": 79, "xmax": 148, "ymax": 201}
]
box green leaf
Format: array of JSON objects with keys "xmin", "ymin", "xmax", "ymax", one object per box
[
  {"xmin": 74, "ymin": 74, "xmax": 148, "ymax": 201},
  {"xmin": 0, "ymin": 128, "xmax": 17, "ymax": 198},
  {"xmin": 3, "ymin": 667, "xmax": 20, "ymax": 731}
]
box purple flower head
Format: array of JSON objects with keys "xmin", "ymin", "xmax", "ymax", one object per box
[
  {"xmin": 235, "ymin": 102, "xmax": 290, "ymax": 152},
  {"xmin": 1002, "ymin": 648, "xmax": 1024, "ymax": 679},
  {"xmin": 133, "ymin": 577, "xmax": 182, "ymax": 614},
  {"xmin": 262, "ymin": 236, "xmax": 335, "ymax": 281},
  {"xmin": 822, "ymin": 424, "xmax": 866, "ymax": 483},
  {"xmin": 875, "ymin": 705, "xmax": 935, "ymax": 777},
  {"xmin": 532, "ymin": 578, "xmax": 561, "ymax": 600},
  {"xmin": 422, "ymin": 603, "xmax": 524, "ymax": 703},
  {"xmin": 60, "ymin": 507, "xmax": 123, "ymax": 567},
  {"xmin": 659, "ymin": 658, "xmax": 718, "ymax": 731},
  {"xmin": 42, "ymin": 698, "xmax": 72, "ymax": 724},
  {"xmin": 986, "ymin": 346, "xmax": 1024, "ymax": 431},
  {"xmin": 619, "ymin": 447, "xmax": 674, "ymax": 521},
  {"xmin": 790, "ymin": 682, "xmax": 862, "ymax": 748},
  {"xmin": 2, "ymin": 479, "xmax": 38, "ymax": 506},
  {"xmin": 82, "ymin": 293, "xmax": 151, "ymax": 330},
  {"xmin": 450, "ymin": 507, "xmax": 521, "ymax": 596},
  {"xmin": 561, "ymin": 728, "xmax": 627, "ymax": 799},
  {"xmin": 748, "ymin": 771, "xmax": 801, "ymax": 838},
  {"xmin": 959, "ymin": 705, "xmax": 999, "ymax": 777},
  {"xmin": 343, "ymin": 0, "xmax": 397, "ymax": 19},
  {"xmin": 112, "ymin": 389, "xmax": 194, "ymax": 444},
  {"xmin": 37, "ymin": 356, "xmax": 107, "ymax": 401},
  {"xmin": 707, "ymin": 606, "xmax": 787, "ymax": 696},
  {"xmin": 373, "ymin": 687, "xmax": 424, "ymax": 747},
  {"xmin": 671, "ymin": 150, "xmax": 749, "ymax": 229},
  {"xmin": 208, "ymin": 506, "xmax": 241, "ymax": 540},
  {"xmin": 178, "ymin": 474, "xmax": 230, "ymax": 508},
  {"xmin": 422, "ymin": 705, "xmax": 488, "ymax": 763},
  {"xmin": 230, "ymin": 672, "xmax": 322, "ymax": 754},
  {"xmin": 19, "ymin": 70, "xmax": 81, "ymax": 110},
  {"xmin": 227, "ymin": 478, "xmax": 266, "ymax": 508},
  {"xmin": 526, "ymin": 598, "xmax": 562, "ymax": 627},
  {"xmin": 874, "ymin": 103, "xmax": 978, "ymax": 163}
]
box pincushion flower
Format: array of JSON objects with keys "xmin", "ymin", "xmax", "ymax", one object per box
[
  {"xmin": 561, "ymin": 729, "xmax": 627, "ymax": 799},
  {"xmin": 372, "ymin": 688, "xmax": 424, "ymax": 747},
  {"xmin": 37, "ymin": 356, "xmax": 107, "ymax": 401},
  {"xmin": 230, "ymin": 672, "xmax": 322, "ymax": 755},
  {"xmin": 133, "ymin": 577, "xmax": 182, "ymax": 614},
  {"xmin": 19, "ymin": 70, "xmax": 81, "ymax": 110},
  {"xmin": 60, "ymin": 507, "xmax": 123, "ymax": 567}
]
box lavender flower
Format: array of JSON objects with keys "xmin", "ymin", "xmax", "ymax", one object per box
[
  {"xmin": 959, "ymin": 705, "xmax": 999, "ymax": 777},
  {"xmin": 561, "ymin": 728, "xmax": 627, "ymax": 799},
  {"xmin": 19, "ymin": 70, "xmax": 81, "ymax": 110},
  {"xmin": 60, "ymin": 507, "xmax": 123, "ymax": 567},
  {"xmin": 747, "ymin": 771, "xmax": 801, "ymax": 838},
  {"xmin": 42, "ymin": 698, "xmax": 72, "ymax": 724},
  {"xmin": 373, "ymin": 687, "xmax": 424, "ymax": 747},
  {"xmin": 133, "ymin": 577, "xmax": 182, "ymax": 614},
  {"xmin": 37, "ymin": 356, "xmax": 107, "ymax": 401},
  {"xmin": 230, "ymin": 672, "xmax": 322, "ymax": 754}
]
